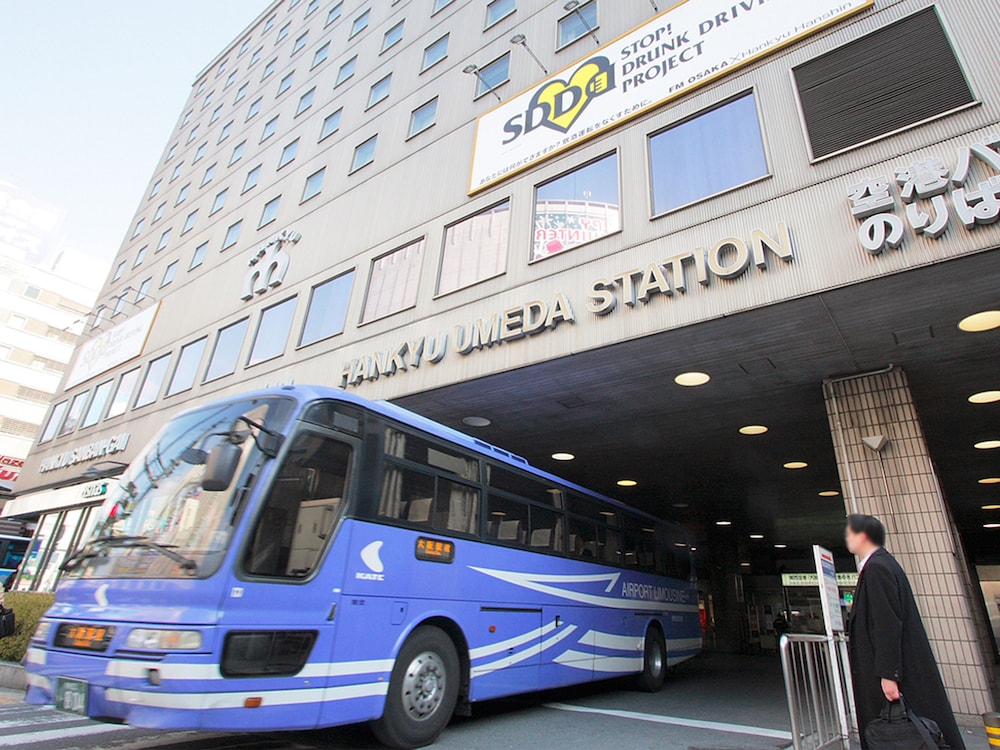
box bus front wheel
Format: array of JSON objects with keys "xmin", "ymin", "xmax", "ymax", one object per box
[
  {"xmin": 636, "ymin": 628, "xmax": 667, "ymax": 693},
  {"xmin": 371, "ymin": 626, "xmax": 460, "ymax": 749}
]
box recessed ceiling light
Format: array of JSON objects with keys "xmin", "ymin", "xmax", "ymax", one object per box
[
  {"xmin": 740, "ymin": 562, "xmax": 751, "ymax": 567},
  {"xmin": 672, "ymin": 502, "xmax": 690, "ymax": 509},
  {"xmin": 739, "ymin": 425, "xmax": 768, "ymax": 436},
  {"xmin": 969, "ymin": 391, "xmax": 1000, "ymax": 404},
  {"xmin": 959, "ymin": 310, "xmax": 1000, "ymax": 332},
  {"xmin": 675, "ymin": 371, "xmax": 710, "ymax": 387},
  {"xmin": 783, "ymin": 461, "xmax": 809, "ymax": 469},
  {"xmin": 490, "ymin": 511, "xmax": 506, "ymax": 517},
  {"xmin": 642, "ymin": 527, "xmax": 656, "ymax": 533},
  {"xmin": 818, "ymin": 490, "xmax": 840, "ymax": 497},
  {"xmin": 749, "ymin": 534, "xmax": 765, "ymax": 540},
  {"xmin": 974, "ymin": 440, "xmax": 1000, "ymax": 450},
  {"xmin": 690, "ymin": 547, "xmax": 697, "ymax": 552},
  {"xmin": 982, "ymin": 504, "xmax": 1000, "ymax": 511},
  {"xmin": 599, "ymin": 510, "xmax": 616, "ymax": 517},
  {"xmin": 978, "ymin": 478, "xmax": 1000, "ymax": 485},
  {"xmin": 673, "ymin": 542, "xmax": 688, "ymax": 548},
  {"xmin": 551, "ymin": 452, "xmax": 575, "ymax": 461},
  {"xmin": 617, "ymin": 479, "xmax": 637, "ymax": 487},
  {"xmin": 462, "ymin": 416, "xmax": 492, "ymax": 427},
  {"xmin": 984, "ymin": 523, "xmax": 1000, "ymax": 529},
  {"xmin": 716, "ymin": 520, "xmax": 732, "ymax": 527},
  {"xmin": 774, "ymin": 544, "xmax": 788, "ymax": 549}
]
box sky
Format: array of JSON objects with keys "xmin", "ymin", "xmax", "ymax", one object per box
[{"xmin": 0, "ymin": 1, "xmax": 272, "ymax": 266}]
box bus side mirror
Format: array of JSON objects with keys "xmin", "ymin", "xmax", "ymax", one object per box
[{"xmin": 202, "ymin": 442, "xmax": 242, "ymax": 491}]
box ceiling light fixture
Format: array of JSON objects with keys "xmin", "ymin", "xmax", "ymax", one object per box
[
  {"xmin": 982, "ymin": 504, "xmax": 1000, "ymax": 511},
  {"xmin": 958, "ymin": 310, "xmax": 1000, "ymax": 332},
  {"xmin": 978, "ymin": 478, "xmax": 1000, "ymax": 485},
  {"xmin": 616, "ymin": 479, "xmax": 637, "ymax": 487},
  {"xmin": 675, "ymin": 371, "xmax": 711, "ymax": 387},
  {"xmin": 740, "ymin": 562, "xmax": 751, "ymax": 567},
  {"xmin": 749, "ymin": 534, "xmax": 765, "ymax": 540},
  {"xmin": 818, "ymin": 490, "xmax": 841, "ymax": 497},
  {"xmin": 783, "ymin": 461, "xmax": 809, "ymax": 469},
  {"xmin": 974, "ymin": 440, "xmax": 1000, "ymax": 450},
  {"xmin": 739, "ymin": 425, "xmax": 768, "ymax": 435},
  {"xmin": 984, "ymin": 523, "xmax": 1000, "ymax": 529},
  {"xmin": 715, "ymin": 520, "xmax": 732, "ymax": 527},
  {"xmin": 672, "ymin": 502, "xmax": 690, "ymax": 509},
  {"xmin": 774, "ymin": 544, "xmax": 788, "ymax": 549},
  {"xmin": 551, "ymin": 452, "xmax": 575, "ymax": 461},
  {"xmin": 462, "ymin": 416, "xmax": 491, "ymax": 427},
  {"xmin": 969, "ymin": 391, "xmax": 1000, "ymax": 404}
]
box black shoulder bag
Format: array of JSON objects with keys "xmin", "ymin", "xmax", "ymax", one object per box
[{"xmin": 865, "ymin": 694, "xmax": 950, "ymax": 749}]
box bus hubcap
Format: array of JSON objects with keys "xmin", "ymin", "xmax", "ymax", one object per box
[{"xmin": 402, "ymin": 651, "xmax": 446, "ymax": 720}]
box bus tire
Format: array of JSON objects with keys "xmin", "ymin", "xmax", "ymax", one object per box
[
  {"xmin": 371, "ymin": 626, "xmax": 460, "ymax": 749},
  {"xmin": 636, "ymin": 628, "xmax": 667, "ymax": 693}
]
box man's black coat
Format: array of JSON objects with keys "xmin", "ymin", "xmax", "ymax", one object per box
[{"xmin": 848, "ymin": 547, "xmax": 964, "ymax": 749}]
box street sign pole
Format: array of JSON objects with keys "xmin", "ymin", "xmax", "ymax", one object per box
[{"xmin": 813, "ymin": 545, "xmax": 856, "ymax": 744}]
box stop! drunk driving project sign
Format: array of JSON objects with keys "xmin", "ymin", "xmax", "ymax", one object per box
[{"xmin": 468, "ymin": 0, "xmax": 873, "ymax": 194}]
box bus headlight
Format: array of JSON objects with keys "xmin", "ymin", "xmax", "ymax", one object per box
[
  {"xmin": 31, "ymin": 620, "xmax": 52, "ymax": 642},
  {"xmin": 126, "ymin": 629, "xmax": 202, "ymax": 650}
]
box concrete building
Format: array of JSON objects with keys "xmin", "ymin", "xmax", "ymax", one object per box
[{"xmin": 7, "ymin": 0, "xmax": 999, "ymax": 721}]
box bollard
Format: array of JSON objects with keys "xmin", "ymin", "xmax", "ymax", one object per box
[{"xmin": 985, "ymin": 712, "xmax": 1000, "ymax": 748}]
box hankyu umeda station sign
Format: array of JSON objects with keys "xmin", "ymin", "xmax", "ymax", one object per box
[{"xmin": 469, "ymin": 0, "xmax": 873, "ymax": 193}]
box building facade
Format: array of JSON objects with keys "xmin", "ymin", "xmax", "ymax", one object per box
[{"xmin": 8, "ymin": 0, "xmax": 1000, "ymax": 720}]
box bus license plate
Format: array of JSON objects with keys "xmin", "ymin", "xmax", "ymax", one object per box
[{"xmin": 55, "ymin": 677, "xmax": 88, "ymax": 716}]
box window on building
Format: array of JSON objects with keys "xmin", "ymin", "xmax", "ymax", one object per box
[
  {"xmin": 187, "ymin": 125, "xmax": 199, "ymax": 144},
  {"xmin": 130, "ymin": 218, "xmax": 144, "ymax": 239},
  {"xmin": 263, "ymin": 13, "xmax": 275, "ymax": 32},
  {"xmin": 181, "ymin": 111, "xmax": 192, "ymax": 126},
  {"xmin": 193, "ymin": 142, "xmax": 207, "ymax": 163},
  {"xmin": 350, "ymin": 9, "xmax": 370, "ymax": 37},
  {"xmin": 532, "ymin": 152, "xmax": 620, "ymax": 261},
  {"xmin": 135, "ymin": 354, "xmax": 171, "ymax": 408},
  {"xmin": 24, "ymin": 286, "xmax": 40, "ymax": 300},
  {"xmin": 152, "ymin": 202, "xmax": 165, "ymax": 222},
  {"xmin": 433, "ymin": 0, "xmax": 454, "ymax": 13},
  {"xmin": 247, "ymin": 96, "xmax": 262, "ymax": 120},
  {"xmin": 422, "ymin": 34, "xmax": 449, "ymax": 71},
  {"xmin": 230, "ymin": 139, "xmax": 246, "ymax": 165},
  {"xmin": 320, "ymin": 109, "xmax": 342, "ymax": 140},
  {"xmin": 486, "ymin": 0, "xmax": 516, "ymax": 27},
  {"xmin": 362, "ymin": 239, "xmax": 423, "ymax": 323},
  {"xmin": 292, "ymin": 31, "xmax": 308, "ymax": 55},
  {"xmin": 156, "ymin": 229, "xmax": 171, "ymax": 252},
  {"xmin": 351, "ymin": 135, "xmax": 377, "ymax": 172},
  {"xmin": 58, "ymin": 391, "xmax": 90, "ymax": 437},
  {"xmin": 166, "ymin": 337, "xmax": 207, "ymax": 396},
  {"xmin": 649, "ymin": 91, "xmax": 768, "ymax": 215},
  {"xmin": 409, "ymin": 98, "xmax": 438, "ymax": 137},
  {"xmin": 135, "ymin": 277, "xmax": 151, "ymax": 302},
  {"xmin": 150, "ymin": 179, "xmax": 161, "ymax": 198},
  {"xmin": 161, "ymin": 260, "xmax": 178, "ymax": 287},
  {"xmin": 302, "ymin": 168, "xmax": 325, "ymax": 202},
  {"xmin": 239, "ymin": 37, "xmax": 250, "ymax": 56},
  {"xmin": 92, "ymin": 306, "xmax": 107, "ymax": 329},
  {"xmin": 262, "ymin": 57, "xmax": 277, "ymax": 80},
  {"xmin": 204, "ymin": 318, "xmax": 249, "ymax": 382},
  {"xmin": 170, "ymin": 162, "xmax": 183, "ymax": 182},
  {"xmin": 312, "ymin": 42, "xmax": 330, "ymax": 69},
  {"xmin": 234, "ymin": 82, "xmax": 249, "ymax": 103},
  {"xmin": 249, "ymin": 297, "xmax": 297, "ymax": 365},
  {"xmin": 305, "ymin": 0, "xmax": 320, "ymax": 17},
  {"xmin": 368, "ymin": 74, "xmax": 392, "ymax": 108},
  {"xmin": 209, "ymin": 105, "xmax": 222, "ymax": 124},
  {"xmin": 39, "ymin": 401, "xmax": 68, "ymax": 443},
  {"xmin": 225, "ymin": 71, "xmax": 236, "ymax": 89},
  {"xmin": 382, "ymin": 20, "xmax": 404, "ymax": 52},
  {"xmin": 558, "ymin": 0, "xmax": 598, "ymax": 48},
  {"xmin": 223, "ymin": 220, "xmax": 243, "ymax": 250},
  {"xmin": 8, "ymin": 313, "xmax": 26, "ymax": 329},
  {"xmin": 166, "ymin": 143, "xmax": 178, "ymax": 161},
  {"xmin": 106, "ymin": 367, "xmax": 140, "ymax": 419},
  {"xmin": 475, "ymin": 54, "xmax": 509, "ymax": 97},
  {"xmin": 276, "ymin": 21, "xmax": 291, "ymax": 43},
  {"xmin": 217, "ymin": 59, "xmax": 227, "ymax": 76},
  {"xmin": 793, "ymin": 8, "xmax": 975, "ymax": 160},
  {"xmin": 113, "ymin": 260, "xmax": 126, "ymax": 281},
  {"xmin": 262, "ymin": 115, "xmax": 279, "ymax": 141},
  {"xmin": 250, "ymin": 46, "xmax": 262, "ymax": 66},
  {"xmin": 336, "ymin": 56, "xmax": 357, "ymax": 86},
  {"xmin": 259, "ymin": 196, "xmax": 281, "ymax": 227},
  {"xmin": 301, "ymin": 272, "xmax": 353, "ymax": 346},
  {"xmin": 277, "ymin": 71, "xmax": 294, "ymax": 96},
  {"xmin": 134, "ymin": 245, "xmax": 148, "ymax": 266},
  {"xmin": 190, "ymin": 242, "xmax": 208, "ymax": 269},
  {"xmin": 243, "ymin": 164, "xmax": 262, "ymax": 193},
  {"xmin": 438, "ymin": 201, "xmax": 510, "ymax": 295},
  {"xmin": 175, "ymin": 183, "xmax": 190, "ymax": 204},
  {"xmin": 181, "ymin": 210, "xmax": 198, "ymax": 235},
  {"xmin": 218, "ymin": 120, "xmax": 233, "ymax": 143},
  {"xmin": 201, "ymin": 163, "xmax": 216, "ymax": 186},
  {"xmin": 296, "ymin": 88, "xmax": 315, "ymax": 116},
  {"xmin": 211, "ymin": 188, "xmax": 228, "ymax": 215},
  {"xmin": 81, "ymin": 380, "xmax": 114, "ymax": 428},
  {"xmin": 278, "ymin": 139, "xmax": 299, "ymax": 169},
  {"xmin": 326, "ymin": 3, "xmax": 343, "ymax": 25},
  {"xmin": 112, "ymin": 294, "xmax": 127, "ymax": 317}
]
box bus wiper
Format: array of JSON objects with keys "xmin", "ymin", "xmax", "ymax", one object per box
[
  {"xmin": 232, "ymin": 415, "xmax": 283, "ymax": 457},
  {"xmin": 61, "ymin": 535, "xmax": 198, "ymax": 573}
]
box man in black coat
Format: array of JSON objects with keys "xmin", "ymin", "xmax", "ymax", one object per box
[{"xmin": 846, "ymin": 514, "xmax": 965, "ymax": 749}]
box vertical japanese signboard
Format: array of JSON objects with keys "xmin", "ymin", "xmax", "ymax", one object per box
[{"xmin": 813, "ymin": 545, "xmax": 845, "ymax": 635}]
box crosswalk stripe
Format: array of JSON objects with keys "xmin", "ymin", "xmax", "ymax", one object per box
[{"xmin": 0, "ymin": 721, "xmax": 129, "ymax": 746}]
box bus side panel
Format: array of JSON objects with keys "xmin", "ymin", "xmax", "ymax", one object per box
[{"xmin": 664, "ymin": 608, "xmax": 704, "ymax": 667}]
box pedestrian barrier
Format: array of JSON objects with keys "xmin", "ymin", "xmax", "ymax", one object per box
[
  {"xmin": 780, "ymin": 634, "xmax": 853, "ymax": 750},
  {"xmin": 985, "ymin": 711, "xmax": 1000, "ymax": 748}
]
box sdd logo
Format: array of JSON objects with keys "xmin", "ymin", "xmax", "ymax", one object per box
[{"xmin": 502, "ymin": 56, "xmax": 615, "ymax": 145}]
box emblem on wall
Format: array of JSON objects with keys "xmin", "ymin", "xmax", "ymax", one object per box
[{"xmin": 241, "ymin": 228, "xmax": 301, "ymax": 301}]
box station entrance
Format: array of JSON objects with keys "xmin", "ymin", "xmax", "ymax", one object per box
[{"xmin": 397, "ymin": 250, "xmax": 1000, "ymax": 723}]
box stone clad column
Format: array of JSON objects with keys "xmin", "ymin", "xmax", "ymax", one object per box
[{"xmin": 823, "ymin": 367, "xmax": 995, "ymax": 722}]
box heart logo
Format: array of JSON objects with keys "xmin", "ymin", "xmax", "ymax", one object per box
[{"xmin": 530, "ymin": 56, "xmax": 615, "ymax": 134}]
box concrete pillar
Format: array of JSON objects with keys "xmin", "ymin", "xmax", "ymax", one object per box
[{"xmin": 824, "ymin": 367, "xmax": 996, "ymax": 722}]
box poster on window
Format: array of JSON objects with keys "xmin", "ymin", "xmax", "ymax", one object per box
[{"xmin": 468, "ymin": 0, "xmax": 873, "ymax": 194}]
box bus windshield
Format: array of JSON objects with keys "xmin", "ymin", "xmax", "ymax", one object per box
[{"xmin": 63, "ymin": 397, "xmax": 290, "ymax": 580}]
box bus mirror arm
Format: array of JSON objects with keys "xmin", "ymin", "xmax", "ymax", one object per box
[{"xmin": 232, "ymin": 416, "xmax": 284, "ymax": 458}]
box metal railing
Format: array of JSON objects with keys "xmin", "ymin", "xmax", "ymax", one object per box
[{"xmin": 780, "ymin": 634, "xmax": 853, "ymax": 750}]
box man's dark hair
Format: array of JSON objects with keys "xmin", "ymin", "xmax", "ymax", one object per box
[{"xmin": 848, "ymin": 514, "xmax": 886, "ymax": 547}]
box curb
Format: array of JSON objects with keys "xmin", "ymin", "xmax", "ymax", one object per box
[{"xmin": 0, "ymin": 662, "xmax": 26, "ymax": 691}]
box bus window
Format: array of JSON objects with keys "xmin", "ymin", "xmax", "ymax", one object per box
[
  {"xmin": 599, "ymin": 526, "xmax": 622, "ymax": 564},
  {"xmin": 568, "ymin": 517, "xmax": 597, "ymax": 558},
  {"xmin": 244, "ymin": 432, "xmax": 351, "ymax": 578},
  {"xmin": 488, "ymin": 465, "xmax": 564, "ymax": 507},
  {"xmin": 380, "ymin": 466, "xmax": 436, "ymax": 526},
  {"xmin": 529, "ymin": 505, "xmax": 564, "ymax": 552},
  {"xmin": 487, "ymin": 494, "xmax": 529, "ymax": 546},
  {"xmin": 435, "ymin": 478, "xmax": 479, "ymax": 535},
  {"xmin": 384, "ymin": 427, "xmax": 479, "ymax": 482}
]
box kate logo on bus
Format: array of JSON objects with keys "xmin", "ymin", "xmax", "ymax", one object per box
[{"xmin": 356, "ymin": 540, "xmax": 385, "ymax": 581}]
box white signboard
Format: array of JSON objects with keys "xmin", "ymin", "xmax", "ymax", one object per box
[
  {"xmin": 813, "ymin": 545, "xmax": 845, "ymax": 635},
  {"xmin": 469, "ymin": 0, "xmax": 873, "ymax": 194},
  {"xmin": 782, "ymin": 572, "xmax": 859, "ymax": 588},
  {"xmin": 67, "ymin": 302, "xmax": 159, "ymax": 388}
]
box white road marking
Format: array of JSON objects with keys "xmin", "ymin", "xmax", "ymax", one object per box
[
  {"xmin": 543, "ymin": 702, "xmax": 794, "ymax": 741},
  {"xmin": 0, "ymin": 721, "xmax": 129, "ymax": 746}
]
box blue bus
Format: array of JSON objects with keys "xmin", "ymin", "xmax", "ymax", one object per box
[{"xmin": 25, "ymin": 386, "xmax": 700, "ymax": 748}]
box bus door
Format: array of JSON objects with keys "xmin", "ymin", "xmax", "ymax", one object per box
[
  {"xmin": 220, "ymin": 428, "xmax": 358, "ymax": 721},
  {"xmin": 471, "ymin": 606, "xmax": 542, "ymax": 700}
]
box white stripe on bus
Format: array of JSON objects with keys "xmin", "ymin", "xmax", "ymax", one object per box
[
  {"xmin": 469, "ymin": 621, "xmax": 559, "ymax": 660},
  {"xmin": 24, "ymin": 648, "xmax": 46, "ymax": 666},
  {"xmin": 25, "ymin": 673, "xmax": 49, "ymax": 689},
  {"xmin": 472, "ymin": 625, "xmax": 577, "ymax": 677},
  {"xmin": 104, "ymin": 658, "xmax": 394, "ymax": 681},
  {"xmin": 552, "ymin": 650, "xmax": 644, "ymax": 673},
  {"xmin": 665, "ymin": 637, "xmax": 702, "ymax": 651},
  {"xmin": 104, "ymin": 681, "xmax": 388, "ymax": 710},
  {"xmin": 578, "ymin": 630, "xmax": 643, "ymax": 652}
]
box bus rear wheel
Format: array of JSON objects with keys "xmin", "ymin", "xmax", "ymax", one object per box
[
  {"xmin": 636, "ymin": 628, "xmax": 667, "ymax": 693},
  {"xmin": 371, "ymin": 626, "xmax": 460, "ymax": 749}
]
